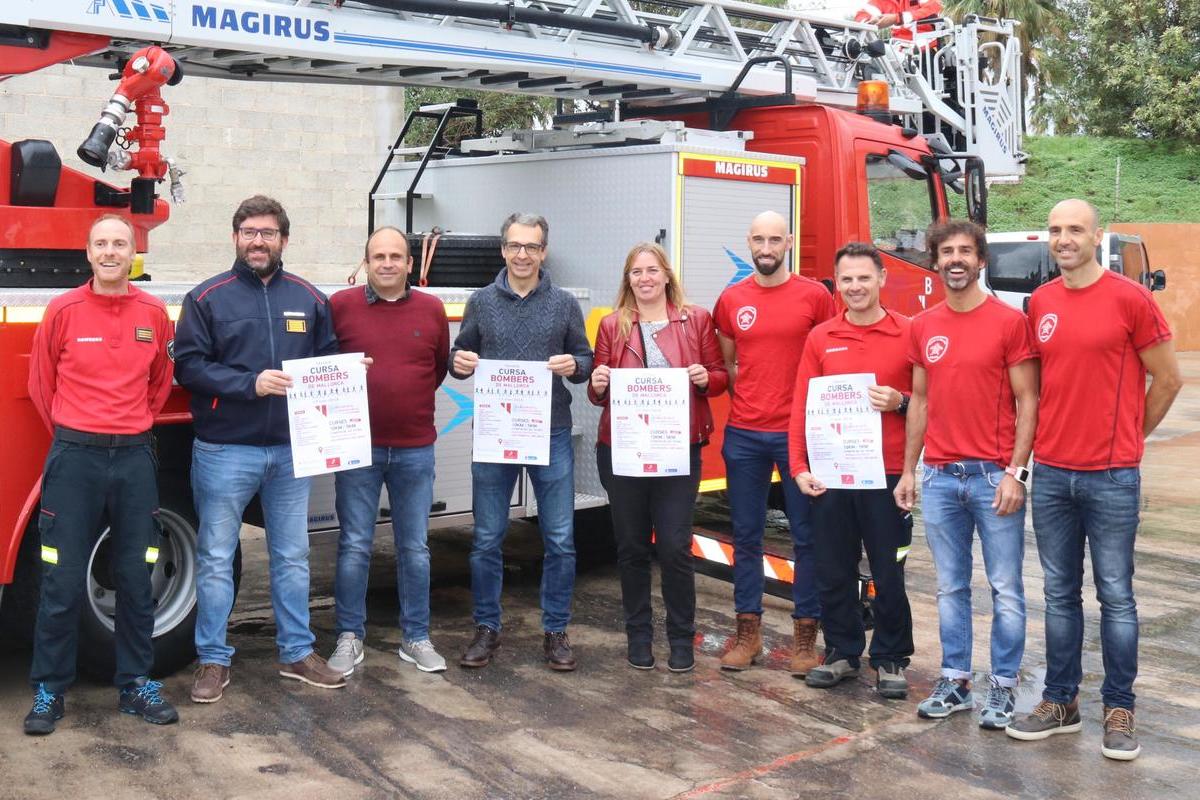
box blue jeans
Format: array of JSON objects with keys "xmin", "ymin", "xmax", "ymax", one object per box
[
  {"xmin": 192, "ymin": 441, "xmax": 314, "ymax": 665},
  {"xmin": 334, "ymin": 445, "xmax": 435, "ymax": 642},
  {"xmin": 721, "ymin": 426, "xmax": 819, "ymax": 619},
  {"xmin": 470, "ymin": 428, "xmax": 576, "ymax": 632},
  {"xmin": 920, "ymin": 460, "xmax": 1026, "ymax": 687},
  {"xmin": 1032, "ymin": 462, "xmax": 1141, "ymax": 709}
]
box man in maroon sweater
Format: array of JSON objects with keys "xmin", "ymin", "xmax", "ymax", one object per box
[{"xmin": 326, "ymin": 227, "xmax": 450, "ymax": 674}]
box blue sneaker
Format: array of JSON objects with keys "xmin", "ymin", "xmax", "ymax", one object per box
[
  {"xmin": 119, "ymin": 678, "xmax": 179, "ymax": 725},
  {"xmin": 24, "ymin": 684, "xmax": 64, "ymax": 735},
  {"xmin": 979, "ymin": 676, "xmax": 1016, "ymax": 730},
  {"xmin": 917, "ymin": 677, "xmax": 973, "ymax": 719}
]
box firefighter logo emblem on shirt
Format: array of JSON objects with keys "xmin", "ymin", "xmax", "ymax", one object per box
[
  {"xmin": 926, "ymin": 335, "xmax": 950, "ymax": 363},
  {"xmin": 735, "ymin": 305, "xmax": 757, "ymax": 331},
  {"xmin": 1038, "ymin": 313, "xmax": 1058, "ymax": 343}
]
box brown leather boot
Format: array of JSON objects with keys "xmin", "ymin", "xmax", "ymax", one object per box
[
  {"xmin": 720, "ymin": 613, "xmax": 763, "ymax": 671},
  {"xmin": 789, "ymin": 617, "xmax": 820, "ymax": 677}
]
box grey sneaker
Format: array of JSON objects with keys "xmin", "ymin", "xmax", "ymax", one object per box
[
  {"xmin": 805, "ymin": 658, "xmax": 859, "ymax": 689},
  {"xmin": 399, "ymin": 639, "xmax": 447, "ymax": 673},
  {"xmin": 979, "ymin": 676, "xmax": 1016, "ymax": 730},
  {"xmin": 327, "ymin": 632, "xmax": 365, "ymax": 676},
  {"xmin": 876, "ymin": 664, "xmax": 908, "ymax": 699},
  {"xmin": 1101, "ymin": 706, "xmax": 1140, "ymax": 761},
  {"xmin": 917, "ymin": 677, "xmax": 973, "ymax": 719},
  {"xmin": 1006, "ymin": 698, "xmax": 1082, "ymax": 740}
]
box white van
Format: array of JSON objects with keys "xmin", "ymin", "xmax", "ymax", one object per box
[{"xmin": 984, "ymin": 231, "xmax": 1166, "ymax": 310}]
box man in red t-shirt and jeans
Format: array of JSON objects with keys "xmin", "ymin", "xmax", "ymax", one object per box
[
  {"xmin": 1007, "ymin": 199, "xmax": 1181, "ymax": 760},
  {"xmin": 895, "ymin": 219, "xmax": 1039, "ymax": 730},
  {"xmin": 327, "ymin": 227, "xmax": 450, "ymax": 675},
  {"xmin": 712, "ymin": 210, "xmax": 836, "ymax": 674},
  {"xmin": 790, "ymin": 243, "xmax": 914, "ymax": 699}
]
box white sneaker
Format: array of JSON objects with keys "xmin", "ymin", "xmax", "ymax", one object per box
[
  {"xmin": 399, "ymin": 639, "xmax": 447, "ymax": 673},
  {"xmin": 327, "ymin": 632, "xmax": 365, "ymax": 676}
]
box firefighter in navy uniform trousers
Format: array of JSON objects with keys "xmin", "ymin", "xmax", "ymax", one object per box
[{"xmin": 23, "ymin": 214, "xmax": 179, "ymax": 735}]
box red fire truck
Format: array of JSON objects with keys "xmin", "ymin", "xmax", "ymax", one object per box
[{"xmin": 0, "ymin": 0, "xmax": 1019, "ymax": 674}]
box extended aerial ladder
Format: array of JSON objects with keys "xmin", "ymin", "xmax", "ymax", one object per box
[{"xmin": 2, "ymin": 0, "xmax": 1025, "ymax": 177}]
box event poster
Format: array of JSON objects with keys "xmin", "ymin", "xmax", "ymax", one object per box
[
  {"xmin": 472, "ymin": 359, "xmax": 552, "ymax": 465},
  {"xmin": 283, "ymin": 352, "xmax": 372, "ymax": 478},
  {"xmin": 805, "ymin": 372, "xmax": 886, "ymax": 489},
  {"xmin": 609, "ymin": 367, "xmax": 691, "ymax": 477}
]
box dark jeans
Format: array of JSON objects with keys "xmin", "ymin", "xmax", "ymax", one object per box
[
  {"xmin": 597, "ymin": 444, "xmax": 701, "ymax": 646},
  {"xmin": 1032, "ymin": 462, "xmax": 1141, "ymax": 709},
  {"xmin": 810, "ymin": 476, "xmax": 913, "ymax": 670},
  {"xmin": 721, "ymin": 426, "xmax": 819, "ymax": 618},
  {"xmin": 30, "ymin": 437, "xmax": 159, "ymax": 693}
]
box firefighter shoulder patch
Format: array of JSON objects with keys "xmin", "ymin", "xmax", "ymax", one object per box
[{"xmin": 135, "ymin": 327, "xmax": 154, "ymax": 343}]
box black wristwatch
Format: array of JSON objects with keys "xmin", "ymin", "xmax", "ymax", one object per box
[{"xmin": 896, "ymin": 393, "xmax": 910, "ymax": 414}]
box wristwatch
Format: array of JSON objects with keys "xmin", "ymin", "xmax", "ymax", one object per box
[
  {"xmin": 1005, "ymin": 464, "xmax": 1031, "ymax": 485},
  {"xmin": 896, "ymin": 393, "xmax": 910, "ymax": 414}
]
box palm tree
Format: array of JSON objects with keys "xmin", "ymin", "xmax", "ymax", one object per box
[{"xmin": 942, "ymin": 0, "xmax": 1066, "ymax": 131}]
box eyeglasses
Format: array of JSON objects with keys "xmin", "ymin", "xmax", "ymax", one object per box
[
  {"xmin": 502, "ymin": 241, "xmax": 545, "ymax": 256},
  {"xmin": 238, "ymin": 227, "xmax": 281, "ymax": 242}
]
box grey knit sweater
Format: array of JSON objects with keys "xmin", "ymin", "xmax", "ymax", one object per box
[{"xmin": 450, "ymin": 269, "xmax": 593, "ymax": 430}]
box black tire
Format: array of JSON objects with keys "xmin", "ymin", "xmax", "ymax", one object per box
[
  {"xmin": 77, "ymin": 504, "xmax": 242, "ymax": 680},
  {"xmin": 0, "ymin": 516, "xmax": 42, "ymax": 646}
]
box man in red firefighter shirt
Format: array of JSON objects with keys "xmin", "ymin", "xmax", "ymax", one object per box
[
  {"xmin": 789, "ymin": 242, "xmax": 914, "ymax": 699},
  {"xmin": 23, "ymin": 214, "xmax": 178, "ymax": 735},
  {"xmin": 855, "ymin": 0, "xmax": 942, "ymax": 40}
]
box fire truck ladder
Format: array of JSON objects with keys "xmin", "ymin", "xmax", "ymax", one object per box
[
  {"xmin": 3, "ymin": 0, "xmax": 1023, "ymax": 174},
  {"xmin": 367, "ymin": 98, "xmax": 484, "ymax": 234}
]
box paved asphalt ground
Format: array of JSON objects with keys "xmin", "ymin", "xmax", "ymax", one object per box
[{"xmin": 2, "ymin": 354, "xmax": 1199, "ymax": 799}]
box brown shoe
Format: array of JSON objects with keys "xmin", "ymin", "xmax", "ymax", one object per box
[
  {"xmin": 191, "ymin": 663, "xmax": 231, "ymax": 704},
  {"xmin": 789, "ymin": 617, "xmax": 820, "ymax": 677},
  {"xmin": 544, "ymin": 631, "xmax": 577, "ymax": 671},
  {"xmin": 720, "ymin": 612, "xmax": 763, "ymax": 671},
  {"xmin": 278, "ymin": 653, "xmax": 347, "ymax": 689},
  {"xmin": 1101, "ymin": 706, "xmax": 1141, "ymax": 760},
  {"xmin": 459, "ymin": 625, "xmax": 501, "ymax": 668}
]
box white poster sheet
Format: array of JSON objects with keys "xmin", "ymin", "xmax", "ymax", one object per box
[
  {"xmin": 609, "ymin": 368, "xmax": 691, "ymax": 477},
  {"xmin": 472, "ymin": 359, "xmax": 552, "ymax": 466},
  {"xmin": 805, "ymin": 372, "xmax": 886, "ymax": 490},
  {"xmin": 283, "ymin": 352, "xmax": 372, "ymax": 478}
]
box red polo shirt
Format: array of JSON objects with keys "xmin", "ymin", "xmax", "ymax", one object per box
[
  {"xmin": 28, "ymin": 280, "xmax": 174, "ymax": 435},
  {"xmin": 789, "ymin": 309, "xmax": 912, "ymax": 476}
]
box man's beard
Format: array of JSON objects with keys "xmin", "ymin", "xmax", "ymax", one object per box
[
  {"xmin": 754, "ymin": 255, "xmax": 784, "ymax": 276},
  {"xmin": 240, "ymin": 244, "xmax": 282, "ymax": 276}
]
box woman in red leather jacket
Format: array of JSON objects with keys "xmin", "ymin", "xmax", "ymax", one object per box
[{"xmin": 588, "ymin": 242, "xmax": 728, "ymax": 673}]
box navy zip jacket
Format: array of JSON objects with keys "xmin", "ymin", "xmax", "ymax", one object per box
[{"xmin": 174, "ymin": 260, "xmax": 338, "ymax": 446}]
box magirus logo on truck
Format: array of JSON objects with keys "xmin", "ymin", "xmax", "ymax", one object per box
[{"xmin": 190, "ymin": 3, "xmax": 331, "ymax": 41}]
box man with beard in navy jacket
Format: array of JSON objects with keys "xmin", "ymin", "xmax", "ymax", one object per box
[{"xmin": 174, "ymin": 195, "xmax": 344, "ymax": 702}]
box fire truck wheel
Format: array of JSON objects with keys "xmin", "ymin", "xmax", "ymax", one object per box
[{"xmin": 77, "ymin": 506, "xmax": 243, "ymax": 680}]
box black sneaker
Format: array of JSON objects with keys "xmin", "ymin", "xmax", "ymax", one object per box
[
  {"xmin": 667, "ymin": 644, "xmax": 695, "ymax": 673},
  {"xmin": 627, "ymin": 640, "xmax": 655, "ymax": 670},
  {"xmin": 24, "ymin": 684, "xmax": 64, "ymax": 736},
  {"xmin": 118, "ymin": 678, "xmax": 180, "ymax": 725}
]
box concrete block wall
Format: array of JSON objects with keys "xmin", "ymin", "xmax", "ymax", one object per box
[{"xmin": 2, "ymin": 64, "xmax": 405, "ymax": 286}]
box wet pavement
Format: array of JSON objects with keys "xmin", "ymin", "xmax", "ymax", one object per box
[{"xmin": 3, "ymin": 354, "xmax": 1200, "ymax": 799}]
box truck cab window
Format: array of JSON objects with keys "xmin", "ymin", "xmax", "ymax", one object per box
[{"xmin": 865, "ymin": 153, "xmax": 937, "ymax": 269}]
